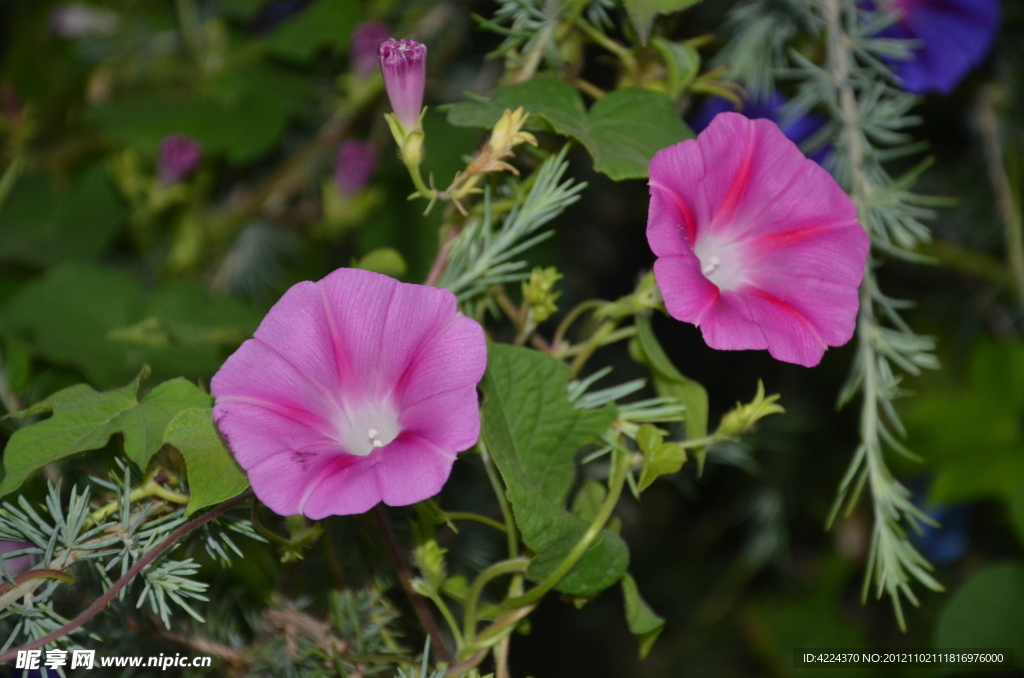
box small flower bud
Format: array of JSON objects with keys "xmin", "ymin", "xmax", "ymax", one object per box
[
  {"xmin": 334, "ymin": 140, "xmax": 377, "ymax": 196},
  {"xmin": 522, "ymin": 267, "xmax": 563, "ymax": 323},
  {"xmin": 715, "ymin": 381, "xmax": 784, "ymax": 439},
  {"xmin": 350, "ymin": 22, "xmax": 391, "ymax": 80},
  {"xmin": 157, "ymin": 134, "xmax": 202, "ymax": 185},
  {"xmin": 378, "ymin": 38, "xmax": 427, "ymax": 133},
  {"xmin": 49, "ymin": 3, "xmax": 119, "ymax": 38}
]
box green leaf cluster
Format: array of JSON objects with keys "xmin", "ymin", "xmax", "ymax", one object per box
[
  {"xmin": 0, "ymin": 371, "xmax": 247, "ymax": 512},
  {"xmin": 0, "ymin": 263, "xmax": 260, "ymax": 387},
  {"xmin": 447, "ymin": 78, "xmax": 693, "ymax": 181},
  {"xmin": 480, "ymin": 344, "xmax": 627, "ymax": 596},
  {"xmin": 632, "ymin": 313, "xmax": 709, "ymax": 466}
]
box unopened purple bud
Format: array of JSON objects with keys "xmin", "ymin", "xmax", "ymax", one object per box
[
  {"xmin": 334, "ymin": 140, "xmax": 377, "ymax": 196},
  {"xmin": 378, "ymin": 38, "xmax": 427, "ymax": 132},
  {"xmin": 351, "ymin": 22, "xmax": 391, "ymax": 80},
  {"xmin": 157, "ymin": 134, "xmax": 203, "ymax": 185},
  {"xmin": 0, "ymin": 541, "xmax": 36, "ymax": 578},
  {"xmin": 49, "ymin": 3, "xmax": 119, "ymax": 38}
]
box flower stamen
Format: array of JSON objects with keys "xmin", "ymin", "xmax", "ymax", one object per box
[{"xmin": 702, "ymin": 256, "xmax": 721, "ymax": 276}]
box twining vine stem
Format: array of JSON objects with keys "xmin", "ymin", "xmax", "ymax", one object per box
[{"xmin": 0, "ymin": 489, "xmax": 255, "ymax": 664}]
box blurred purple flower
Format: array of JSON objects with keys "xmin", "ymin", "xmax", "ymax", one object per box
[
  {"xmin": 157, "ymin": 134, "xmax": 203, "ymax": 185},
  {"xmin": 690, "ymin": 92, "xmax": 829, "ymax": 165},
  {"xmin": 873, "ymin": 0, "xmax": 1000, "ymax": 95},
  {"xmin": 378, "ymin": 38, "xmax": 427, "ymax": 132},
  {"xmin": 334, "ymin": 140, "xmax": 377, "ymax": 196},
  {"xmin": 49, "ymin": 3, "xmax": 119, "ymax": 38},
  {"xmin": 351, "ymin": 22, "xmax": 391, "ymax": 80},
  {"xmin": 1, "ymin": 541, "xmax": 36, "ymax": 577}
]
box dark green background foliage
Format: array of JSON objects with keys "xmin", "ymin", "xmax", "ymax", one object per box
[{"xmin": 1, "ymin": 0, "xmax": 1024, "ymax": 675}]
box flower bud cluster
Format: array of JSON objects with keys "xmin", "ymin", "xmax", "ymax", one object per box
[{"xmin": 521, "ymin": 267, "xmax": 563, "ymax": 324}]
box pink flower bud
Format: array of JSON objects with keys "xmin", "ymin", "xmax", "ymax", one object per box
[
  {"xmin": 157, "ymin": 134, "xmax": 203, "ymax": 185},
  {"xmin": 378, "ymin": 38, "xmax": 427, "ymax": 132},
  {"xmin": 334, "ymin": 140, "xmax": 377, "ymax": 196},
  {"xmin": 350, "ymin": 22, "xmax": 391, "ymax": 80}
]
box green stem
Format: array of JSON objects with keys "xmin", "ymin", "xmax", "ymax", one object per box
[
  {"xmin": 574, "ymin": 19, "xmax": 639, "ymax": 77},
  {"xmin": 89, "ymin": 478, "xmax": 189, "ymax": 524},
  {"xmin": 481, "ymin": 444, "xmax": 519, "ymax": 560},
  {"xmin": 498, "ymin": 448, "xmax": 628, "ymax": 612},
  {"xmin": 567, "ymin": 321, "xmax": 620, "ymax": 376},
  {"xmin": 406, "ymin": 160, "xmax": 437, "ymax": 202},
  {"xmin": 429, "ymin": 593, "xmax": 464, "ymax": 649},
  {"xmin": 462, "ymin": 558, "xmax": 531, "ymax": 642},
  {"xmin": 561, "ymin": 326, "xmax": 636, "ymax": 359},
  {"xmin": 552, "ymin": 299, "xmax": 605, "ymax": 349},
  {"xmin": 443, "ymin": 512, "xmax": 508, "ymax": 533}
]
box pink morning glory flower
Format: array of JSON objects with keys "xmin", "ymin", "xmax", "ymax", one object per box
[
  {"xmin": 647, "ymin": 112, "xmax": 869, "ymax": 367},
  {"xmin": 211, "ymin": 268, "xmax": 486, "ymax": 518},
  {"xmin": 378, "ymin": 38, "xmax": 427, "ymax": 132}
]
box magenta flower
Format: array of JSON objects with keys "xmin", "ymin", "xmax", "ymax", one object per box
[
  {"xmin": 874, "ymin": 0, "xmax": 999, "ymax": 95},
  {"xmin": 351, "ymin": 22, "xmax": 391, "ymax": 80},
  {"xmin": 334, "ymin": 140, "xmax": 377, "ymax": 196},
  {"xmin": 211, "ymin": 268, "xmax": 487, "ymax": 518},
  {"xmin": 157, "ymin": 134, "xmax": 203, "ymax": 185},
  {"xmin": 1, "ymin": 541, "xmax": 37, "ymax": 577},
  {"xmin": 378, "ymin": 38, "xmax": 427, "ymax": 132},
  {"xmin": 647, "ymin": 112, "xmax": 869, "ymax": 367}
]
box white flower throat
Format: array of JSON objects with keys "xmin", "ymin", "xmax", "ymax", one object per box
[
  {"xmin": 694, "ymin": 236, "xmax": 747, "ymax": 291},
  {"xmin": 335, "ymin": 401, "xmax": 400, "ymax": 456}
]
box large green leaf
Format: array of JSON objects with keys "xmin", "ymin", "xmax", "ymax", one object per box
[
  {"xmin": 934, "ymin": 562, "xmax": 1024, "ymax": 666},
  {"xmin": 904, "ymin": 341, "xmax": 1024, "ymax": 503},
  {"xmin": 621, "ymin": 574, "xmax": 665, "ymax": 659},
  {"xmin": 447, "ymin": 79, "xmax": 692, "ymax": 180},
  {"xmin": 480, "ymin": 344, "xmax": 627, "ymax": 595},
  {"xmin": 0, "ymin": 264, "xmax": 260, "ymax": 387},
  {"xmin": 624, "ymin": 0, "xmax": 703, "ymax": 44},
  {"xmin": 115, "ymin": 378, "xmax": 213, "ymax": 467},
  {"xmin": 0, "ymin": 372, "xmax": 209, "ymax": 495},
  {"xmin": 447, "ymin": 78, "xmax": 588, "ymax": 140},
  {"xmin": 164, "ymin": 408, "xmax": 249, "ymax": 514},
  {"xmin": 0, "ymin": 374, "xmax": 142, "ymax": 496},
  {"xmin": 0, "ymin": 164, "xmax": 124, "ymax": 268}
]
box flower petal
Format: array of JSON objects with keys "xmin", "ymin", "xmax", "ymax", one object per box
[
  {"xmin": 397, "ymin": 313, "xmax": 486, "ymax": 408},
  {"xmin": 401, "ymin": 386, "xmax": 481, "ymax": 451},
  {"xmin": 652, "ymin": 255, "xmax": 719, "ymax": 326},
  {"xmin": 374, "ymin": 434, "xmax": 456, "ymax": 506},
  {"xmin": 317, "ymin": 268, "xmax": 462, "ymax": 401},
  {"xmin": 300, "ymin": 457, "xmax": 383, "ymax": 519},
  {"xmin": 697, "ymin": 290, "xmax": 768, "ymax": 353}
]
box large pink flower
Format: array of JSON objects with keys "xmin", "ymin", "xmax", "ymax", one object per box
[
  {"xmin": 211, "ymin": 268, "xmax": 487, "ymax": 518},
  {"xmin": 647, "ymin": 112, "xmax": 869, "ymax": 367}
]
